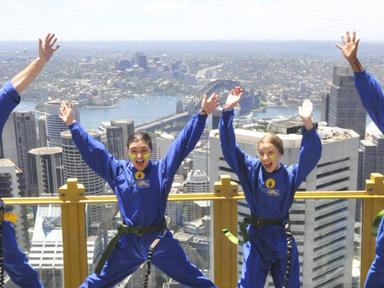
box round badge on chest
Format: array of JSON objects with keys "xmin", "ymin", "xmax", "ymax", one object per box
[
  {"xmin": 265, "ymin": 178, "xmax": 276, "ymax": 189},
  {"xmin": 135, "ymin": 171, "xmax": 145, "ymax": 180}
]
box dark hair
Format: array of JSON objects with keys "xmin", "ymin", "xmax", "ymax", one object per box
[
  {"xmin": 258, "ymin": 133, "xmax": 284, "ymax": 155},
  {"xmin": 127, "ymin": 132, "xmax": 152, "ymax": 150}
]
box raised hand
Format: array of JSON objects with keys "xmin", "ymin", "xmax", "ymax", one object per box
[
  {"xmin": 201, "ymin": 93, "xmax": 219, "ymax": 115},
  {"xmin": 336, "ymin": 31, "xmax": 363, "ymax": 72},
  {"xmin": 59, "ymin": 102, "xmax": 76, "ymax": 126},
  {"xmin": 39, "ymin": 33, "xmax": 60, "ymax": 63},
  {"xmin": 223, "ymin": 86, "xmax": 243, "ymax": 110},
  {"xmin": 298, "ymin": 99, "xmax": 313, "ymax": 130}
]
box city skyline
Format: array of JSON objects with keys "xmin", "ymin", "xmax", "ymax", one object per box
[{"xmin": 1, "ymin": 0, "xmax": 384, "ymax": 41}]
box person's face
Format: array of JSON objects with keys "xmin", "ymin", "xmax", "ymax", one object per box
[
  {"xmin": 258, "ymin": 142, "xmax": 282, "ymax": 173},
  {"xmin": 128, "ymin": 140, "xmax": 151, "ymax": 171}
]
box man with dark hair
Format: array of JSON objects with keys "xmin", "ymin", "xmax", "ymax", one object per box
[
  {"xmin": 337, "ymin": 31, "xmax": 384, "ymax": 288},
  {"xmin": 0, "ymin": 33, "xmax": 59, "ymax": 288}
]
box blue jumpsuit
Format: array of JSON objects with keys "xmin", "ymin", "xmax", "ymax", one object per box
[
  {"xmin": 0, "ymin": 81, "xmax": 43, "ymax": 287},
  {"xmin": 354, "ymin": 70, "xmax": 384, "ymax": 287},
  {"xmin": 69, "ymin": 114, "xmax": 216, "ymax": 288},
  {"xmin": 219, "ymin": 109, "xmax": 321, "ymax": 288}
]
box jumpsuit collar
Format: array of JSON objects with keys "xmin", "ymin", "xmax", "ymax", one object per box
[{"xmin": 129, "ymin": 160, "xmax": 153, "ymax": 177}]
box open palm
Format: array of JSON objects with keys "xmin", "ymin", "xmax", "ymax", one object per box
[
  {"xmin": 298, "ymin": 99, "xmax": 313, "ymax": 120},
  {"xmin": 336, "ymin": 31, "xmax": 360, "ymax": 61},
  {"xmin": 223, "ymin": 87, "xmax": 243, "ymax": 110},
  {"xmin": 59, "ymin": 102, "xmax": 75, "ymax": 126},
  {"xmin": 39, "ymin": 33, "xmax": 60, "ymax": 63},
  {"xmin": 201, "ymin": 93, "xmax": 219, "ymax": 115}
]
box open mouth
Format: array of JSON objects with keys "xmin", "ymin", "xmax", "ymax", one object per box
[{"xmin": 263, "ymin": 162, "xmax": 273, "ymax": 170}]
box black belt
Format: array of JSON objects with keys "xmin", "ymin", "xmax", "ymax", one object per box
[
  {"xmin": 244, "ymin": 217, "xmax": 285, "ymax": 227},
  {"xmin": 223, "ymin": 216, "xmax": 286, "ymax": 245},
  {"xmin": 95, "ymin": 221, "xmax": 167, "ymax": 275},
  {"xmin": 223, "ymin": 216, "xmax": 292, "ymax": 287}
]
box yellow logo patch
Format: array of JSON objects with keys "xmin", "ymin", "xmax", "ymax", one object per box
[
  {"xmin": 265, "ymin": 178, "xmax": 276, "ymax": 189},
  {"xmin": 4, "ymin": 212, "xmax": 18, "ymax": 224},
  {"xmin": 134, "ymin": 171, "xmax": 145, "ymax": 180}
]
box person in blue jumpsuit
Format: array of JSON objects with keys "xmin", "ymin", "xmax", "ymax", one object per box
[
  {"xmin": 337, "ymin": 31, "xmax": 384, "ymax": 288},
  {"xmin": 0, "ymin": 33, "xmax": 59, "ymax": 288},
  {"xmin": 59, "ymin": 93, "xmax": 218, "ymax": 288},
  {"xmin": 219, "ymin": 88, "xmax": 322, "ymax": 288}
]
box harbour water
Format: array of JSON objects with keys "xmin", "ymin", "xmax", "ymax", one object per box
[{"xmin": 16, "ymin": 98, "xmax": 370, "ymax": 129}]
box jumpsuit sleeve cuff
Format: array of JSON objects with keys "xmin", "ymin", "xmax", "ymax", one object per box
[
  {"xmin": 301, "ymin": 126, "xmax": 317, "ymax": 135},
  {"xmin": 354, "ymin": 70, "xmax": 367, "ymax": 79},
  {"xmin": 222, "ymin": 109, "xmax": 234, "ymax": 117},
  {"xmin": 3, "ymin": 81, "xmax": 21, "ymax": 104},
  {"xmin": 197, "ymin": 112, "xmax": 208, "ymax": 120},
  {"xmin": 68, "ymin": 121, "xmax": 79, "ymax": 130}
]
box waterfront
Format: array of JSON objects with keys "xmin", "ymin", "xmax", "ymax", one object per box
[{"xmin": 16, "ymin": 98, "xmax": 372, "ymax": 130}]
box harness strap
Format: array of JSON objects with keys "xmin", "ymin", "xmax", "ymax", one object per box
[
  {"xmin": 95, "ymin": 222, "xmax": 166, "ymax": 275},
  {"xmin": 143, "ymin": 238, "xmax": 161, "ymax": 288},
  {"xmin": 372, "ymin": 210, "xmax": 384, "ymax": 236},
  {"xmin": 223, "ymin": 216, "xmax": 285, "ymax": 245},
  {"xmin": 282, "ymin": 222, "xmax": 294, "ymax": 288}
]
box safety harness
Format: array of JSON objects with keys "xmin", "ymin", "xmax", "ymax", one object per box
[
  {"xmin": 223, "ymin": 216, "xmax": 293, "ymax": 288},
  {"xmin": 95, "ymin": 221, "xmax": 167, "ymax": 287}
]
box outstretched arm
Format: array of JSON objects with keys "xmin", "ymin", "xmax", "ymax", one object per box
[
  {"xmin": 161, "ymin": 93, "xmax": 218, "ymax": 180},
  {"xmin": 292, "ymin": 99, "xmax": 322, "ymax": 189},
  {"xmin": 11, "ymin": 33, "xmax": 59, "ymax": 94},
  {"xmin": 336, "ymin": 31, "xmax": 363, "ymax": 73},
  {"xmin": 299, "ymin": 99, "xmax": 314, "ymax": 131},
  {"xmin": 354, "ymin": 71, "xmax": 384, "ymax": 134},
  {"xmin": 60, "ymin": 102, "xmax": 119, "ymax": 187},
  {"xmin": 337, "ymin": 32, "xmax": 384, "ymax": 133},
  {"xmin": 0, "ymin": 83, "xmax": 20, "ymax": 133},
  {"xmin": 0, "ymin": 34, "xmax": 59, "ymax": 133},
  {"xmin": 219, "ymin": 88, "xmax": 255, "ymax": 184}
]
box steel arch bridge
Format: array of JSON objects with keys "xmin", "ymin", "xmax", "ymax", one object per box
[{"xmin": 193, "ymin": 79, "xmax": 246, "ymax": 109}]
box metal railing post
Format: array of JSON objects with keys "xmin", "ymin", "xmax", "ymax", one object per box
[
  {"xmin": 59, "ymin": 178, "xmax": 88, "ymax": 287},
  {"xmin": 213, "ymin": 175, "xmax": 239, "ymax": 288},
  {"xmin": 361, "ymin": 173, "xmax": 384, "ymax": 287}
]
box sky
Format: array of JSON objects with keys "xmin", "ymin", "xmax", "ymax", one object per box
[{"xmin": 1, "ymin": 0, "xmax": 384, "ymax": 42}]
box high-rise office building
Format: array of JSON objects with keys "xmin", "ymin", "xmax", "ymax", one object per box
[
  {"xmin": 61, "ymin": 129, "xmax": 105, "ymax": 231},
  {"xmin": 323, "ymin": 66, "xmax": 366, "ymax": 139},
  {"xmin": 133, "ymin": 52, "xmax": 147, "ymax": 69},
  {"xmin": 359, "ymin": 123, "xmax": 384, "ymax": 190},
  {"xmin": 152, "ymin": 132, "xmax": 174, "ymax": 161},
  {"xmin": 106, "ymin": 119, "xmax": 134, "ymax": 160},
  {"xmin": 166, "ymin": 175, "xmax": 184, "ymax": 230},
  {"xmin": 2, "ymin": 111, "xmax": 37, "ymax": 195},
  {"xmin": 28, "ymin": 205, "xmax": 96, "ymax": 287},
  {"xmin": 28, "ymin": 147, "xmax": 64, "ymax": 196},
  {"xmin": 45, "ymin": 100, "xmax": 80, "ymax": 147},
  {"xmin": 38, "ymin": 114, "xmax": 48, "ymax": 147},
  {"xmin": 193, "ymin": 146, "xmax": 209, "ymax": 175},
  {"xmin": 185, "ymin": 170, "xmax": 210, "ymax": 222},
  {"xmin": 209, "ymin": 119, "xmax": 359, "ymax": 287}
]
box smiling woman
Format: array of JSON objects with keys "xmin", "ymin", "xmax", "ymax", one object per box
[
  {"xmin": 59, "ymin": 94, "xmax": 219, "ymax": 287},
  {"xmin": 219, "ymin": 88, "xmax": 322, "ymax": 287}
]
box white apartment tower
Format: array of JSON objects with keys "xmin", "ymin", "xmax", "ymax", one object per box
[
  {"xmin": 209, "ymin": 122, "xmax": 359, "ymax": 287},
  {"xmin": 61, "ymin": 129, "xmax": 105, "ymax": 232},
  {"xmin": 45, "ymin": 100, "xmax": 80, "ymax": 147}
]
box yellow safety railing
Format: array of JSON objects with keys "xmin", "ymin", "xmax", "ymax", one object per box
[{"xmin": 2, "ymin": 173, "xmax": 384, "ymax": 288}]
